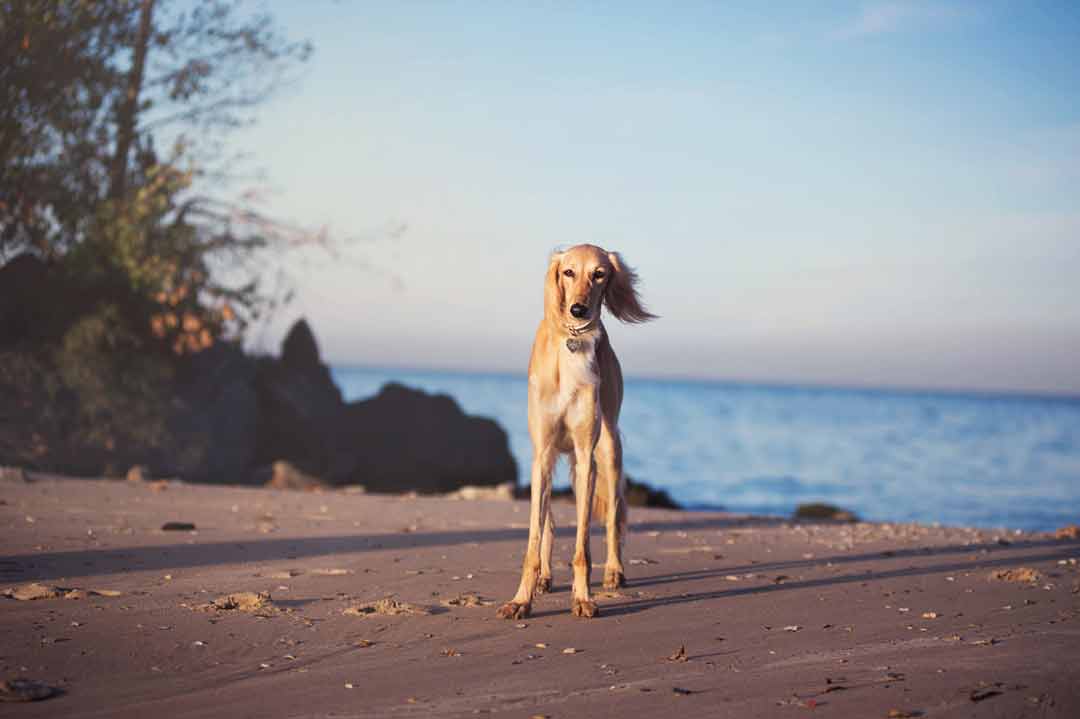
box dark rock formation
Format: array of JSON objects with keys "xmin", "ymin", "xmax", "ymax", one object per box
[
  {"xmin": 169, "ymin": 342, "xmax": 259, "ymax": 482},
  {"xmin": 253, "ymin": 320, "xmax": 343, "ymax": 476},
  {"xmin": 330, "ymin": 383, "xmax": 518, "ymax": 493}
]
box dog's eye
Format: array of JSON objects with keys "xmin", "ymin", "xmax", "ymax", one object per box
[
  {"xmin": 562, "ymin": 269, "xmax": 575, "ymax": 278},
  {"xmin": 593, "ymin": 270, "xmax": 605, "ymax": 280}
]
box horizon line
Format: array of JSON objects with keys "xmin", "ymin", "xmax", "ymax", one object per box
[{"xmin": 325, "ymin": 360, "xmax": 1080, "ymax": 404}]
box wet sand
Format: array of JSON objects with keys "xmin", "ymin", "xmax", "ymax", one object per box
[{"xmin": 2, "ymin": 474, "xmax": 1078, "ymax": 717}]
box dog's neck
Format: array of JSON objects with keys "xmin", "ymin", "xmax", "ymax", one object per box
[{"xmin": 561, "ymin": 322, "xmax": 603, "ymax": 354}]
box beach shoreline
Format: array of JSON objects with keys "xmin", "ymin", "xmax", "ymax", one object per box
[{"xmin": 2, "ymin": 474, "xmax": 1078, "ymax": 717}]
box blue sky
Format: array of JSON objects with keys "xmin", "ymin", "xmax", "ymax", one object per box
[{"xmin": 233, "ymin": 1, "xmax": 1080, "ymax": 394}]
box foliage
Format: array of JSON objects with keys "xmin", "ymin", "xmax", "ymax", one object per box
[
  {"xmin": 0, "ymin": 1, "xmax": 314, "ymax": 475},
  {"xmin": 1, "ymin": 0, "xmax": 313, "ymax": 349}
]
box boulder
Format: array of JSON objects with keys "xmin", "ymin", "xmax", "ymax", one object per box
[
  {"xmin": 253, "ymin": 320, "xmax": 343, "ymax": 475},
  {"xmin": 330, "ymin": 382, "xmax": 517, "ymax": 493},
  {"xmin": 167, "ymin": 342, "xmax": 258, "ymax": 482}
]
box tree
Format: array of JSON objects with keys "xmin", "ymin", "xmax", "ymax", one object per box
[{"xmin": 1, "ymin": 0, "xmax": 313, "ymax": 346}]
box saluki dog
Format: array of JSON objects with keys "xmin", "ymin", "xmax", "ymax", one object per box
[{"xmin": 497, "ymin": 244, "xmax": 656, "ymax": 619}]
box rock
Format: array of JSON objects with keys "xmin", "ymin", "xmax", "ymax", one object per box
[
  {"xmin": 0, "ymin": 466, "xmax": 30, "ymax": 483},
  {"xmin": 280, "ymin": 319, "xmax": 322, "ymax": 372},
  {"xmin": 0, "ymin": 678, "xmax": 56, "ymax": 702},
  {"xmin": 546, "ymin": 476, "xmax": 681, "ymax": 509},
  {"xmin": 793, "ymin": 502, "xmax": 858, "ymax": 522},
  {"xmin": 329, "ymin": 383, "xmax": 517, "ymax": 493},
  {"xmin": 263, "ymin": 460, "xmax": 326, "ymax": 491},
  {"xmin": 625, "ymin": 476, "xmax": 681, "ymax": 509},
  {"xmin": 161, "ymin": 522, "xmax": 196, "ymax": 531},
  {"xmin": 169, "ymin": 343, "xmax": 258, "ymax": 482},
  {"xmin": 252, "ymin": 319, "xmax": 343, "ymax": 476}
]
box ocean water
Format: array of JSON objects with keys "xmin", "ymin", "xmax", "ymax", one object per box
[{"xmin": 331, "ymin": 366, "xmax": 1080, "ymax": 532}]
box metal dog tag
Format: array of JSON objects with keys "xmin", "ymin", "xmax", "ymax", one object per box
[{"xmin": 566, "ymin": 338, "xmax": 583, "ymax": 353}]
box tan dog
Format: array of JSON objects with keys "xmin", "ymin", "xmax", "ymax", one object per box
[{"xmin": 497, "ymin": 244, "xmax": 656, "ymax": 619}]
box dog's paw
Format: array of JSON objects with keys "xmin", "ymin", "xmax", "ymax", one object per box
[
  {"xmin": 571, "ymin": 598, "xmax": 598, "ymax": 618},
  {"xmin": 536, "ymin": 576, "xmax": 553, "ymax": 594},
  {"xmin": 602, "ymin": 570, "xmax": 626, "ymax": 590},
  {"xmin": 496, "ymin": 601, "xmax": 531, "ymax": 620}
]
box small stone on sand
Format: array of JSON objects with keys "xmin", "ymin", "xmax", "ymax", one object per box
[{"xmin": 0, "ymin": 678, "xmax": 55, "ymax": 702}]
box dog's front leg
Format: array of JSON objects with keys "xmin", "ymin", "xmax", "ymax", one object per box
[
  {"xmin": 569, "ymin": 440, "xmax": 598, "ymax": 617},
  {"xmin": 497, "ymin": 448, "xmax": 554, "ymax": 619}
]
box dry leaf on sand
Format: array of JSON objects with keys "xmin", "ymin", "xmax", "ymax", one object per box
[
  {"xmin": 344, "ymin": 598, "xmax": 431, "ymax": 617},
  {"xmin": 989, "ymin": 568, "xmax": 1042, "ymax": 583}
]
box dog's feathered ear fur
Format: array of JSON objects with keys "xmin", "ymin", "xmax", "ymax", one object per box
[
  {"xmin": 604, "ymin": 252, "xmax": 657, "ymax": 323},
  {"xmin": 544, "ymin": 252, "xmax": 564, "ymax": 320}
]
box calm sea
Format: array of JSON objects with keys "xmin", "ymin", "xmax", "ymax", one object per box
[{"xmin": 331, "ymin": 366, "xmax": 1080, "ymax": 532}]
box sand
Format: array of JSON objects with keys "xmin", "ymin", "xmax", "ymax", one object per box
[{"xmin": 2, "ymin": 474, "xmax": 1078, "ymax": 717}]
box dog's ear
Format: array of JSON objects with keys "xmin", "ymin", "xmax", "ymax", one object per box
[
  {"xmin": 544, "ymin": 252, "xmax": 564, "ymax": 319},
  {"xmin": 604, "ymin": 252, "xmax": 657, "ymax": 323}
]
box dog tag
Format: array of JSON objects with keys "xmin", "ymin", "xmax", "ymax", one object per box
[{"xmin": 566, "ymin": 339, "xmax": 583, "ymax": 353}]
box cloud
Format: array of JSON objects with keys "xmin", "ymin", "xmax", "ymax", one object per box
[{"xmin": 836, "ymin": 1, "xmax": 967, "ymax": 39}]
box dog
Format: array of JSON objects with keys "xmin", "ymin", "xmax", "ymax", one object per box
[{"xmin": 497, "ymin": 244, "xmax": 656, "ymax": 619}]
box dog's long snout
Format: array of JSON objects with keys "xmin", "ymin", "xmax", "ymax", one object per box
[{"xmin": 569, "ymin": 303, "xmax": 590, "ymax": 319}]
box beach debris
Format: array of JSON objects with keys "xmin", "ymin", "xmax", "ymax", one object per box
[
  {"xmin": 345, "ymin": 683, "xmax": 355, "ymax": 689},
  {"xmin": 1054, "ymin": 525, "xmax": 1080, "ymax": 540},
  {"xmin": 441, "ymin": 593, "xmax": 494, "ymax": 608},
  {"xmin": 446, "ymin": 483, "xmax": 515, "ymax": 501},
  {"xmin": 2, "ymin": 583, "xmax": 62, "ymax": 601},
  {"xmin": 628, "ymin": 557, "xmax": 658, "ymax": 565},
  {"xmin": 886, "ymin": 710, "xmax": 920, "ymax": 718},
  {"xmin": 969, "ymin": 683, "xmax": 1003, "ymax": 702},
  {"xmin": 266, "ymin": 570, "xmax": 302, "ymax": 579},
  {"xmin": 354, "ymin": 639, "xmax": 375, "ymax": 648},
  {"xmin": 0, "ymin": 466, "xmax": 30, "ymax": 483},
  {"xmin": 161, "ymin": 521, "xmax": 196, "ymax": 531},
  {"xmin": 126, "ymin": 465, "xmax": 149, "ymax": 482},
  {"xmin": 793, "ymin": 502, "xmax": 858, "ymax": 522},
  {"xmin": 920, "ymin": 612, "xmax": 940, "ymax": 619},
  {"xmin": 773, "ymin": 575, "xmax": 790, "ymax": 584},
  {"xmin": 202, "ymin": 591, "xmax": 277, "ymax": 616},
  {"xmin": 667, "ymin": 645, "xmax": 688, "ymax": 662},
  {"xmin": 343, "ymin": 598, "xmax": 431, "ymax": 617},
  {"xmin": 0, "ymin": 678, "xmax": 55, "ymax": 702},
  {"xmin": 562, "ymin": 647, "xmax": 580, "ymax": 654},
  {"xmin": 2, "ymin": 583, "xmax": 123, "ymax": 601},
  {"xmin": 310, "ymin": 568, "xmax": 352, "ymax": 576},
  {"xmin": 441, "ymin": 647, "xmax": 461, "ymax": 657},
  {"xmin": 265, "ymin": 460, "xmax": 326, "ymax": 491},
  {"xmin": 989, "ymin": 568, "xmax": 1042, "ymax": 584},
  {"xmin": 783, "ymin": 625, "xmax": 802, "ymax": 632},
  {"xmin": 672, "ymin": 687, "xmax": 694, "ymax": 696}
]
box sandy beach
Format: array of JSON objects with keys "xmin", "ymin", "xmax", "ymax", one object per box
[{"xmin": 2, "ymin": 473, "xmax": 1078, "ymax": 718}]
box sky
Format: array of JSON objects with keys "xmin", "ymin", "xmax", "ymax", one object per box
[{"xmin": 232, "ymin": 1, "xmax": 1080, "ymax": 395}]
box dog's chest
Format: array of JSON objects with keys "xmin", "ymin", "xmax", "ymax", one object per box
[{"xmin": 553, "ymin": 338, "xmax": 599, "ymax": 413}]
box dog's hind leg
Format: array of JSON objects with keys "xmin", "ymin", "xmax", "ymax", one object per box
[
  {"xmin": 537, "ymin": 507, "xmax": 555, "ymax": 593},
  {"xmin": 596, "ymin": 423, "xmax": 627, "ymax": 590}
]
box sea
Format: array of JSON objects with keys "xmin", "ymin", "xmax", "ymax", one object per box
[{"xmin": 331, "ymin": 366, "xmax": 1080, "ymax": 533}]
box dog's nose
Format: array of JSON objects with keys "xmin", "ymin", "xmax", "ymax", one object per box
[{"xmin": 570, "ymin": 303, "xmax": 589, "ymax": 319}]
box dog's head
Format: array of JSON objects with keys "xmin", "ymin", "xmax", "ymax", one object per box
[{"xmin": 545, "ymin": 244, "xmax": 656, "ymax": 333}]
